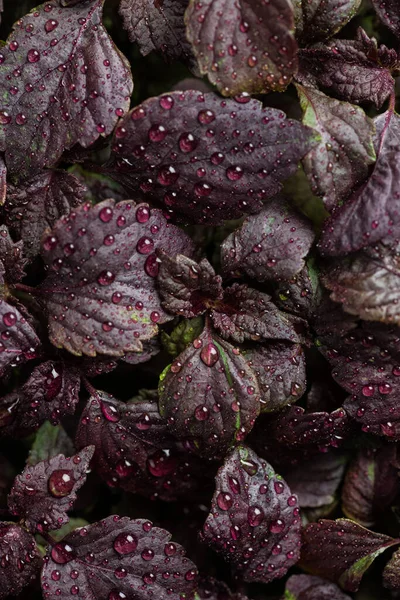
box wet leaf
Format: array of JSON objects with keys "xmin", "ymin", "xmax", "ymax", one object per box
[
  {"xmin": 294, "ymin": 0, "xmax": 361, "ymax": 45},
  {"xmin": 0, "ymin": 225, "xmax": 26, "ymax": 283},
  {"xmin": 8, "ymin": 446, "xmax": 94, "ymax": 533},
  {"xmin": 0, "ymin": 523, "xmax": 42, "ymax": 599},
  {"xmin": 284, "ymin": 574, "xmax": 352, "ymax": 599},
  {"xmin": 195, "ymin": 577, "xmax": 249, "ymax": 600},
  {"xmin": 0, "ymin": 298, "xmax": 39, "ymax": 377},
  {"xmin": 202, "ymin": 444, "xmax": 301, "ymax": 584},
  {"xmin": 40, "ymin": 199, "xmax": 194, "ymax": 357},
  {"xmin": 109, "ymin": 91, "xmax": 318, "ymax": 224},
  {"xmin": 371, "ymin": 0, "xmax": 400, "ymax": 39},
  {"xmin": 383, "ymin": 547, "xmax": 400, "ymax": 589}
]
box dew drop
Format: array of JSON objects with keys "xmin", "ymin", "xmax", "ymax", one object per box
[
  {"xmin": 217, "ymin": 492, "xmax": 233, "ymax": 510},
  {"xmin": 136, "ymin": 206, "xmax": 150, "ymax": 223},
  {"xmin": 141, "ymin": 549, "xmax": 154, "ymax": 561},
  {"xmin": 198, "ymin": 109, "xmax": 215, "ymax": 124},
  {"xmin": 247, "ymin": 505, "xmax": 264, "ymax": 527},
  {"xmin": 200, "ymin": 343, "xmax": 219, "ymax": 366},
  {"xmin": 179, "ymin": 132, "xmax": 197, "ymax": 153},
  {"xmin": 113, "ymin": 532, "xmax": 138, "ymax": 555},
  {"xmin": 101, "ymin": 402, "xmax": 120, "ymax": 423},
  {"xmin": 48, "ymin": 469, "xmax": 75, "ymax": 498},
  {"xmin": 136, "ymin": 236, "xmax": 154, "ymax": 254},
  {"xmin": 99, "ymin": 206, "xmax": 113, "ymax": 223},
  {"xmin": 51, "ymin": 543, "xmax": 75, "ymax": 565},
  {"xmin": 45, "ymin": 19, "xmax": 58, "ymax": 32},
  {"xmin": 3, "ymin": 313, "xmax": 16, "ymax": 327},
  {"xmin": 149, "ymin": 124, "xmax": 167, "ymax": 142},
  {"xmin": 97, "ymin": 270, "xmax": 116, "ymax": 286},
  {"xmin": 27, "ymin": 49, "xmax": 40, "ymax": 63}
]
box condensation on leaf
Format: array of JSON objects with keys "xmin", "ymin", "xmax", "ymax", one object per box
[
  {"xmin": 293, "ymin": 0, "xmax": 361, "ymax": 45},
  {"xmin": 0, "ymin": 523, "xmax": 42, "ymax": 599}
]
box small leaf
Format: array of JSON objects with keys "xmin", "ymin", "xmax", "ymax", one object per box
[
  {"xmin": 196, "ymin": 577, "xmax": 249, "ymax": 600},
  {"xmin": 202, "ymin": 444, "xmax": 301, "ymax": 583},
  {"xmin": 28, "ymin": 422, "xmax": 75, "ymax": 466},
  {"xmin": 0, "ymin": 299, "xmax": 39, "ymax": 377},
  {"xmin": 300, "ymin": 518, "xmax": 400, "ymax": 591},
  {"xmin": 8, "ymin": 446, "xmax": 94, "ymax": 533},
  {"xmin": 159, "ymin": 326, "xmax": 260, "ymax": 458},
  {"xmin": 0, "ymin": 225, "xmax": 26, "ymax": 283},
  {"xmin": 5, "ymin": 170, "xmax": 86, "ymax": 258},
  {"xmin": 185, "ymin": 0, "xmax": 298, "ymax": 96},
  {"xmin": 40, "ymin": 199, "xmax": 194, "ymax": 356},
  {"xmin": 109, "ymin": 91, "xmax": 318, "ymax": 224},
  {"xmin": 371, "ymin": 0, "xmax": 400, "ymax": 39},
  {"xmin": 296, "ymin": 85, "xmax": 376, "ymax": 211},
  {"xmin": 383, "ymin": 548, "xmax": 400, "ymax": 590},
  {"xmin": 119, "ymin": 0, "xmax": 196, "ymax": 67},
  {"xmin": 284, "ymin": 574, "xmax": 352, "ymax": 599},
  {"xmin": 0, "ymin": 523, "xmax": 41, "ymax": 599},
  {"xmin": 245, "ymin": 343, "xmax": 306, "ymax": 412},
  {"xmin": 221, "ymin": 197, "xmax": 315, "ymax": 281},
  {"xmin": 294, "ymin": 0, "xmax": 361, "ymax": 44},
  {"xmin": 0, "ymin": 0, "xmax": 133, "ymax": 179},
  {"xmin": 158, "ymin": 253, "xmax": 223, "ymax": 318},
  {"xmin": 298, "ymin": 29, "xmax": 397, "ymax": 108},
  {"xmin": 40, "ymin": 516, "xmax": 198, "ymax": 600},
  {"xmin": 272, "ymin": 260, "xmax": 322, "ymax": 322}
]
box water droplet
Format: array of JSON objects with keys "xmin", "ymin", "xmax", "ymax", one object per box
[
  {"xmin": 226, "ymin": 166, "xmax": 243, "ymax": 181},
  {"xmin": 228, "ymin": 476, "xmax": 240, "ymax": 494},
  {"xmin": 157, "ymin": 165, "xmax": 179, "ymax": 185},
  {"xmin": 0, "ymin": 111, "xmax": 11, "ymax": 125},
  {"xmin": 164, "ymin": 543, "xmax": 176, "ymax": 556},
  {"xmin": 113, "ymin": 532, "xmax": 138, "ymax": 555},
  {"xmin": 144, "ymin": 254, "xmax": 159, "ymax": 277},
  {"xmin": 101, "ymin": 402, "xmax": 120, "ymax": 423},
  {"xmin": 112, "ymin": 292, "xmax": 123, "ymax": 304},
  {"xmin": 200, "ymin": 343, "xmax": 219, "ymax": 366},
  {"xmin": 362, "ymin": 385, "xmax": 374, "ymax": 397},
  {"xmin": 269, "ymin": 519, "xmax": 285, "ymax": 533},
  {"xmin": 194, "ymin": 405, "xmax": 209, "ymax": 421},
  {"xmin": 97, "ymin": 270, "xmax": 116, "ymax": 286},
  {"xmin": 9, "ymin": 41, "xmax": 19, "ymax": 52},
  {"xmin": 108, "ymin": 590, "xmax": 127, "ymax": 600},
  {"xmin": 114, "ymin": 567, "xmax": 127, "ymax": 579},
  {"xmin": 141, "ymin": 549, "xmax": 154, "ymax": 561},
  {"xmin": 136, "ymin": 236, "xmax": 154, "ymax": 254},
  {"xmin": 248, "ymin": 505, "xmax": 264, "ymax": 527},
  {"xmin": 136, "ymin": 205, "xmax": 150, "ymax": 223},
  {"xmin": 217, "ymin": 492, "xmax": 233, "ymax": 510},
  {"xmin": 179, "ymin": 132, "xmax": 197, "ymax": 153},
  {"xmin": 149, "ymin": 124, "xmax": 167, "ymax": 142},
  {"xmin": 198, "ymin": 109, "xmax": 215, "ymax": 124},
  {"xmin": 3, "ymin": 313, "xmax": 16, "ymax": 327},
  {"xmin": 45, "ymin": 19, "xmax": 58, "ymax": 32},
  {"xmin": 99, "ymin": 206, "xmax": 113, "ymax": 223},
  {"xmin": 16, "ymin": 113, "xmax": 27, "ymax": 125},
  {"xmin": 51, "ymin": 543, "xmax": 75, "ymax": 565},
  {"xmin": 160, "ymin": 95, "xmax": 174, "ymax": 110},
  {"xmin": 240, "ymin": 458, "xmax": 258, "ymax": 476},
  {"xmin": 27, "ymin": 49, "xmax": 40, "ymax": 63},
  {"xmin": 48, "ymin": 469, "xmax": 75, "ymax": 498}
]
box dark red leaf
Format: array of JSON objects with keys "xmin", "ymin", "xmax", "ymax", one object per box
[
  {"xmin": 0, "ymin": 225, "xmax": 26, "ymax": 283},
  {"xmin": 296, "ymin": 85, "xmax": 376, "ymax": 211},
  {"xmin": 0, "ymin": 523, "xmax": 41, "ymax": 599},
  {"xmin": 284, "ymin": 574, "xmax": 352, "ymax": 599},
  {"xmin": 5, "ymin": 170, "xmax": 86, "ymax": 258},
  {"xmin": 0, "ymin": 0, "xmax": 133, "ymax": 179},
  {"xmin": 185, "ymin": 0, "xmax": 298, "ymax": 96},
  {"xmin": 119, "ymin": 0, "xmax": 196, "ymax": 68},
  {"xmin": 383, "ymin": 548, "xmax": 400, "ymax": 589},
  {"xmin": 342, "ymin": 446, "xmax": 400, "ymax": 527},
  {"xmin": 123, "ymin": 338, "xmax": 160, "ymax": 365},
  {"xmin": 158, "ymin": 325, "xmax": 260, "ymax": 458},
  {"xmin": 202, "ymin": 444, "xmax": 301, "ymax": 583},
  {"xmin": 294, "ymin": 0, "xmax": 361, "ymax": 45},
  {"xmin": 157, "ymin": 253, "xmax": 223, "ymax": 318},
  {"xmin": 298, "ymin": 29, "xmax": 397, "ymax": 108},
  {"xmin": 245, "ymin": 343, "xmax": 306, "ymax": 412},
  {"xmin": 41, "ymin": 516, "xmax": 198, "ymax": 600},
  {"xmin": 221, "ymin": 197, "xmax": 315, "ymax": 281},
  {"xmin": 0, "ymin": 299, "xmax": 39, "ymax": 377},
  {"xmin": 211, "ymin": 284, "xmax": 300, "ymax": 344},
  {"xmin": 8, "ymin": 446, "xmax": 94, "ymax": 533},
  {"xmin": 319, "ymin": 110, "xmax": 400, "ymax": 256},
  {"xmin": 40, "ymin": 199, "xmax": 194, "ymax": 357},
  {"xmin": 272, "ymin": 261, "xmax": 322, "ymax": 322},
  {"xmin": 284, "ymin": 452, "xmax": 347, "ymax": 508},
  {"xmin": 300, "ymin": 518, "xmax": 400, "ymax": 591},
  {"xmin": 196, "ymin": 578, "xmax": 249, "ymax": 600},
  {"xmin": 371, "ymin": 0, "xmax": 400, "ymax": 39},
  {"xmin": 109, "ymin": 91, "xmax": 317, "ymax": 224}
]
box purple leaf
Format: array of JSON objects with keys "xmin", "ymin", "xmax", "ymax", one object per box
[
  {"xmin": 19, "ymin": 360, "xmax": 81, "ymax": 427},
  {"xmin": 284, "ymin": 574, "xmax": 352, "ymax": 600},
  {"xmin": 185, "ymin": 0, "xmax": 298, "ymax": 96},
  {"xmin": 300, "ymin": 518, "xmax": 400, "ymax": 591},
  {"xmin": 123, "ymin": 338, "xmax": 160, "ymax": 365},
  {"xmin": 40, "ymin": 199, "xmax": 194, "ymax": 356},
  {"xmin": 119, "ymin": 0, "xmax": 196, "ymax": 68},
  {"xmin": 196, "ymin": 578, "xmax": 249, "ymax": 600},
  {"xmin": 322, "ymin": 241, "xmax": 400, "ymax": 324},
  {"xmin": 342, "ymin": 446, "xmax": 399, "ymax": 527},
  {"xmin": 0, "ymin": 523, "xmax": 42, "ymax": 599},
  {"xmin": 294, "ymin": 0, "xmax": 361, "ymax": 45},
  {"xmin": 284, "ymin": 452, "xmax": 347, "ymax": 509},
  {"xmin": 158, "ymin": 325, "xmax": 260, "ymax": 458},
  {"xmin": 109, "ymin": 91, "xmax": 318, "ymax": 224},
  {"xmin": 5, "ymin": 170, "xmax": 86, "ymax": 258},
  {"xmin": 383, "ymin": 548, "xmax": 400, "ymax": 589},
  {"xmin": 371, "ymin": 0, "xmax": 400, "ymax": 38},
  {"xmin": 202, "ymin": 444, "xmax": 301, "ymax": 583},
  {"xmin": 221, "ymin": 197, "xmax": 315, "ymax": 281},
  {"xmin": 40, "ymin": 516, "xmax": 198, "ymax": 600},
  {"xmin": 298, "ymin": 29, "xmax": 397, "ymax": 108},
  {"xmin": 0, "ymin": 225, "xmax": 26, "ymax": 283},
  {"xmin": 0, "ymin": 0, "xmax": 133, "ymax": 179},
  {"xmin": 211, "ymin": 284, "xmax": 300, "ymax": 344},
  {"xmin": 158, "ymin": 253, "xmax": 223, "ymax": 318},
  {"xmin": 296, "ymin": 85, "xmax": 376, "ymax": 211},
  {"xmin": 319, "ymin": 110, "xmax": 400, "ymax": 256},
  {"xmin": 245, "ymin": 343, "xmax": 306, "ymax": 412},
  {"xmin": 8, "ymin": 446, "xmax": 94, "ymax": 533},
  {"xmin": 0, "ymin": 157, "xmax": 6, "ymax": 205},
  {"xmin": 0, "ymin": 299, "xmax": 39, "ymax": 377},
  {"xmin": 272, "ymin": 261, "xmax": 322, "ymax": 321}
]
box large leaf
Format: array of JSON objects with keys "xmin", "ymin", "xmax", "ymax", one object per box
[
  {"xmin": 221, "ymin": 197, "xmax": 314, "ymax": 281},
  {"xmin": 158, "ymin": 325, "xmax": 260, "ymax": 458},
  {"xmin": 323, "ymin": 241, "xmax": 400, "ymax": 324},
  {"xmin": 109, "ymin": 91, "xmax": 318, "ymax": 224},
  {"xmin": 41, "ymin": 517, "xmax": 198, "ymax": 600},
  {"xmin": 298, "ymin": 29, "xmax": 397, "ymax": 108},
  {"xmin": 119, "ymin": 0, "xmax": 195, "ymax": 67},
  {"xmin": 300, "ymin": 518, "xmax": 400, "ymax": 591},
  {"xmin": 185, "ymin": 0, "xmax": 298, "ymax": 96},
  {"xmin": 245, "ymin": 343, "xmax": 306, "ymax": 412},
  {"xmin": 0, "ymin": 299, "xmax": 39, "ymax": 377},
  {"xmin": 319, "ymin": 110, "xmax": 400, "ymax": 256},
  {"xmin": 296, "ymin": 85, "xmax": 375, "ymax": 211},
  {"xmin": 0, "ymin": 225, "xmax": 26, "ymax": 283},
  {"xmin": 284, "ymin": 574, "xmax": 352, "ymax": 599},
  {"xmin": 8, "ymin": 446, "xmax": 94, "ymax": 533},
  {"xmin": 5, "ymin": 170, "xmax": 86, "ymax": 258},
  {"xmin": 0, "ymin": 523, "xmax": 42, "ymax": 599},
  {"xmin": 0, "ymin": 0, "xmax": 133, "ymax": 179},
  {"xmin": 371, "ymin": 0, "xmax": 400, "ymax": 39},
  {"xmin": 293, "ymin": 0, "xmax": 361, "ymax": 45},
  {"xmin": 202, "ymin": 445, "xmax": 301, "ymax": 583},
  {"xmin": 40, "ymin": 199, "xmax": 194, "ymax": 356}
]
